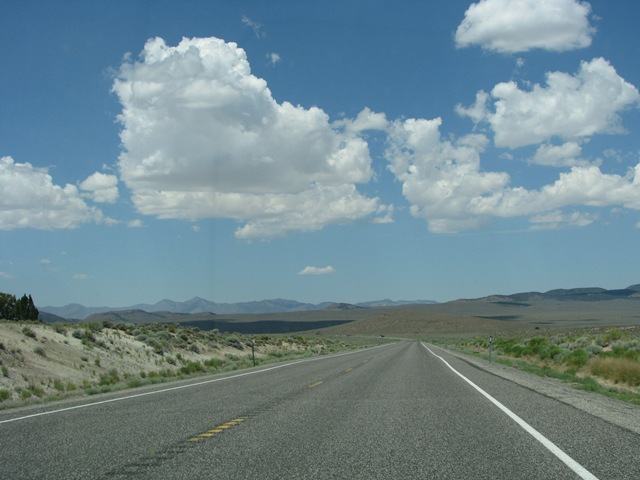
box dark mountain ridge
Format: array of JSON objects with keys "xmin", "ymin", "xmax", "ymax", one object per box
[
  {"xmin": 39, "ymin": 284, "xmax": 639, "ymax": 321},
  {"xmin": 40, "ymin": 297, "xmax": 435, "ymax": 320},
  {"xmin": 471, "ymin": 284, "xmax": 640, "ymax": 304}
]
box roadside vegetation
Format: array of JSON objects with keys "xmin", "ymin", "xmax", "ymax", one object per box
[
  {"xmin": 0, "ymin": 319, "xmax": 382, "ymax": 409},
  {"xmin": 438, "ymin": 327, "xmax": 640, "ymax": 405}
]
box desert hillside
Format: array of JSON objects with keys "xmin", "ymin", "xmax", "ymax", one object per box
[{"xmin": 0, "ymin": 320, "xmax": 367, "ymax": 408}]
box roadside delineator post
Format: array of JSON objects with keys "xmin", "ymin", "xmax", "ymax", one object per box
[
  {"xmin": 489, "ymin": 336, "xmax": 493, "ymax": 364},
  {"xmin": 251, "ymin": 340, "xmax": 256, "ymax": 367}
]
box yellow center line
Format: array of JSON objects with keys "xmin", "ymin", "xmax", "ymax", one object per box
[
  {"xmin": 344, "ymin": 368, "xmax": 353, "ymax": 373},
  {"xmin": 187, "ymin": 417, "xmax": 248, "ymax": 443},
  {"xmin": 308, "ymin": 380, "xmax": 324, "ymax": 389}
]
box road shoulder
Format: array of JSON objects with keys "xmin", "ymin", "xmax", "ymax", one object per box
[{"xmin": 428, "ymin": 344, "xmax": 640, "ymax": 435}]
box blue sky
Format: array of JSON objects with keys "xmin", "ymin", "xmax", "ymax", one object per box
[{"xmin": 1, "ymin": 0, "xmax": 639, "ymax": 308}]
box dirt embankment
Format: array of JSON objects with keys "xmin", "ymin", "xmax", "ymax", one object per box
[{"xmin": 0, "ymin": 321, "xmax": 334, "ymax": 407}]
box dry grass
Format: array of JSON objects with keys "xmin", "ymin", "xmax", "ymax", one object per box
[{"xmin": 590, "ymin": 357, "xmax": 640, "ymax": 387}]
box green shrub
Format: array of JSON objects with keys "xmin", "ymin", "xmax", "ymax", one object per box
[
  {"xmin": 22, "ymin": 326, "xmax": 36, "ymax": 339},
  {"xmin": 586, "ymin": 344, "xmax": 603, "ymax": 355},
  {"xmin": 204, "ymin": 358, "xmax": 224, "ymax": 368},
  {"xmin": 179, "ymin": 361, "xmax": 204, "ymax": 375},
  {"xmin": 32, "ymin": 385, "xmax": 45, "ymax": 397},
  {"xmin": 540, "ymin": 345, "xmax": 564, "ymax": 361},
  {"xmin": 604, "ymin": 328, "xmax": 626, "ymax": 343},
  {"xmin": 34, "ymin": 346, "xmax": 46, "ymax": 357},
  {"xmin": 156, "ymin": 331, "xmax": 171, "ymax": 341},
  {"xmin": 127, "ymin": 377, "xmax": 143, "ymax": 388},
  {"xmin": 99, "ymin": 369, "xmax": 120, "ymax": 386},
  {"xmin": 53, "ymin": 379, "xmax": 65, "ymax": 391},
  {"xmin": 84, "ymin": 322, "xmax": 103, "ymax": 333},
  {"xmin": 224, "ymin": 335, "xmax": 243, "ymax": 349},
  {"xmin": 53, "ymin": 324, "xmax": 67, "ymax": 336},
  {"xmin": 0, "ymin": 389, "xmax": 11, "ymax": 401},
  {"xmin": 524, "ymin": 337, "xmax": 548, "ymax": 356},
  {"xmin": 565, "ymin": 349, "xmax": 589, "ymax": 368}
]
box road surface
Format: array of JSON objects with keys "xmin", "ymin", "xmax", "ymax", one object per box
[{"xmin": 1, "ymin": 341, "xmax": 638, "ymax": 479}]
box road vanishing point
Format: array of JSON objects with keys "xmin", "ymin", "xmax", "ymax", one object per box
[{"xmin": 1, "ymin": 341, "xmax": 638, "ymax": 479}]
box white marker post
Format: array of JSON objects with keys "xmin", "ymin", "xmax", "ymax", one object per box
[{"xmin": 489, "ymin": 336, "xmax": 493, "ymax": 363}]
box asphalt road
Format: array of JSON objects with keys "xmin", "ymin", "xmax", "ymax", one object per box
[{"xmin": 1, "ymin": 341, "xmax": 638, "ymax": 479}]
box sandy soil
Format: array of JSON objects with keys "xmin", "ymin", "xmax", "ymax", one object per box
[{"xmin": 0, "ymin": 321, "xmax": 269, "ymax": 407}]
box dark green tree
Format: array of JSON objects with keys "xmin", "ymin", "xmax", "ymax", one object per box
[
  {"xmin": 28, "ymin": 294, "xmax": 39, "ymax": 320},
  {"xmin": 0, "ymin": 293, "xmax": 16, "ymax": 319},
  {"xmin": 0, "ymin": 292, "xmax": 39, "ymax": 320}
]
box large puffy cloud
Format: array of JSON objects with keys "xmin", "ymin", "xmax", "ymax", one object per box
[
  {"xmin": 0, "ymin": 156, "xmax": 102, "ymax": 230},
  {"xmin": 385, "ymin": 119, "xmax": 640, "ymax": 233},
  {"xmin": 113, "ymin": 37, "xmax": 384, "ymax": 239},
  {"xmin": 457, "ymin": 58, "xmax": 640, "ymax": 149},
  {"xmin": 386, "ymin": 118, "xmax": 509, "ymax": 233},
  {"xmin": 455, "ymin": 0, "xmax": 595, "ymax": 53}
]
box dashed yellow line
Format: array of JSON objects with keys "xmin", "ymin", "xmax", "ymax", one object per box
[
  {"xmin": 344, "ymin": 368, "xmax": 353, "ymax": 373},
  {"xmin": 308, "ymin": 380, "xmax": 324, "ymax": 389},
  {"xmin": 188, "ymin": 417, "xmax": 247, "ymax": 442}
]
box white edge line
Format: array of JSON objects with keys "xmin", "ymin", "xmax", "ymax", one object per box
[
  {"xmin": 0, "ymin": 342, "xmax": 391, "ymax": 425},
  {"xmin": 421, "ymin": 343, "xmax": 599, "ymax": 480}
]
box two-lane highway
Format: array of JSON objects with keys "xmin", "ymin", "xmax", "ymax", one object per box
[{"xmin": 1, "ymin": 341, "xmax": 638, "ymax": 479}]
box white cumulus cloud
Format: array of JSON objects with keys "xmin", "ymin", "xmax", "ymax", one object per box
[
  {"xmin": 385, "ymin": 118, "xmax": 640, "ymax": 233},
  {"xmin": 455, "ymin": 0, "xmax": 595, "ymax": 53},
  {"xmin": 0, "ymin": 156, "xmax": 103, "ymax": 230},
  {"xmin": 79, "ymin": 172, "xmax": 119, "ymax": 203},
  {"xmin": 386, "ymin": 118, "xmax": 509, "ymax": 233},
  {"xmin": 113, "ymin": 37, "xmax": 383, "ymax": 239},
  {"xmin": 457, "ymin": 58, "xmax": 640, "ymax": 149},
  {"xmin": 298, "ymin": 265, "xmax": 335, "ymax": 276},
  {"xmin": 530, "ymin": 142, "xmax": 590, "ymax": 167},
  {"xmin": 334, "ymin": 107, "xmax": 389, "ymax": 134}
]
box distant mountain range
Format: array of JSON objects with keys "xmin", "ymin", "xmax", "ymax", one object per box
[
  {"xmin": 468, "ymin": 284, "xmax": 640, "ymax": 305},
  {"xmin": 39, "ymin": 284, "xmax": 639, "ymax": 321},
  {"xmin": 40, "ymin": 297, "xmax": 438, "ymax": 320}
]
